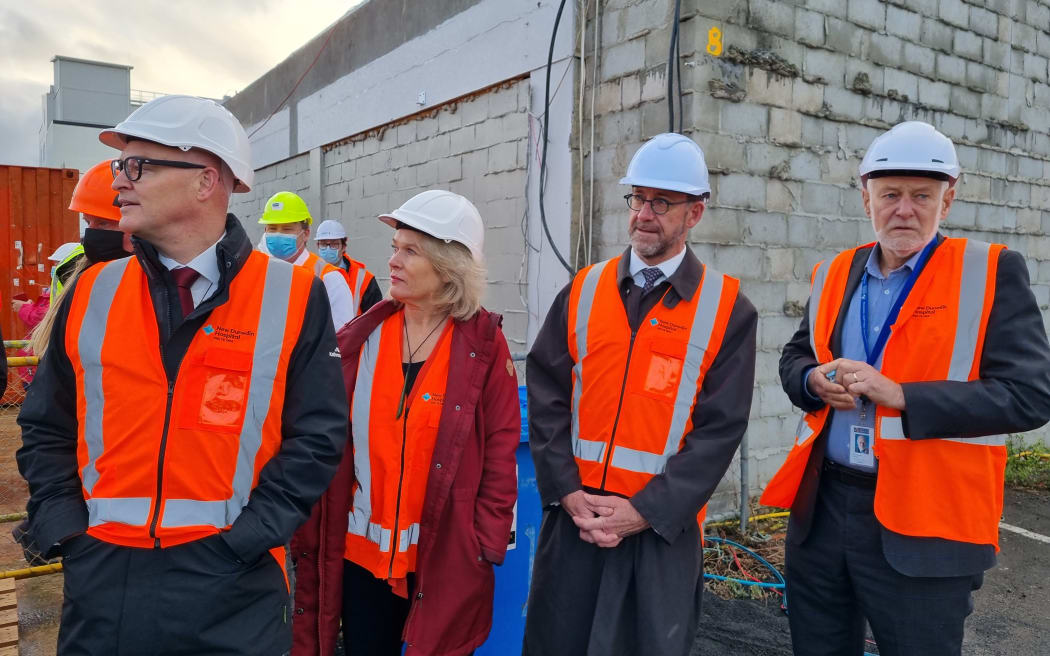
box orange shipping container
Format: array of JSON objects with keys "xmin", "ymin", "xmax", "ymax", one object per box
[{"xmin": 2, "ymin": 165, "xmax": 80, "ymax": 400}]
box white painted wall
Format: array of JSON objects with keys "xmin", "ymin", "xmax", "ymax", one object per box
[{"xmin": 41, "ymin": 123, "xmax": 116, "ymax": 172}]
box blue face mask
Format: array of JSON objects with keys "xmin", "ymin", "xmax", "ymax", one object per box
[
  {"xmin": 318, "ymin": 246, "xmax": 341, "ymax": 265},
  {"xmin": 265, "ymin": 233, "xmax": 299, "ymax": 261}
]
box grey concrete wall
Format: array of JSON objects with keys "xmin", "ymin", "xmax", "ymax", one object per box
[
  {"xmin": 582, "ymin": 0, "xmax": 1050, "ymax": 510},
  {"xmin": 229, "ymin": 152, "xmax": 312, "ymax": 247},
  {"xmin": 228, "ymin": 79, "xmax": 533, "ymax": 351}
]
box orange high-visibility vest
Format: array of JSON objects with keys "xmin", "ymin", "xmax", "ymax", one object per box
[
  {"xmin": 567, "ymin": 256, "xmax": 739, "ymax": 514},
  {"xmin": 342, "ymin": 254, "xmax": 376, "ymax": 317},
  {"xmin": 345, "ymin": 312, "xmax": 453, "ymax": 579},
  {"xmin": 304, "ymin": 250, "xmax": 348, "ymax": 284},
  {"xmin": 65, "ymin": 253, "xmax": 312, "ymax": 555},
  {"xmin": 761, "ymin": 238, "xmax": 1006, "ymax": 548}
]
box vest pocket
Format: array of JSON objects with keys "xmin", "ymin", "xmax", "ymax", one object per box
[
  {"xmin": 177, "ymin": 348, "xmax": 254, "ymax": 434},
  {"xmin": 638, "ymin": 339, "xmax": 686, "ymax": 401}
]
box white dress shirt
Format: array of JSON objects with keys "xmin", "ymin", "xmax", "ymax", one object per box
[
  {"xmin": 157, "ymin": 236, "xmax": 222, "ymax": 308},
  {"xmin": 628, "ymin": 245, "xmax": 687, "ymax": 289}
]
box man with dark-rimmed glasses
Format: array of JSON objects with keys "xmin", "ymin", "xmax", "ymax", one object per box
[
  {"xmin": 17, "ymin": 94, "xmax": 348, "ymax": 655},
  {"xmin": 524, "ymin": 132, "xmax": 757, "ymax": 655}
]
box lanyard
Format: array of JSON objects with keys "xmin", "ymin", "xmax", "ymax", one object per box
[{"xmin": 860, "ymin": 238, "xmax": 937, "ymax": 366}]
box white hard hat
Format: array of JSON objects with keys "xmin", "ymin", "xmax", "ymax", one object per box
[
  {"xmin": 620, "ymin": 132, "xmax": 711, "ymax": 196},
  {"xmin": 315, "ymin": 219, "xmax": 347, "ymax": 240},
  {"xmin": 100, "ymin": 94, "xmax": 254, "ymax": 193},
  {"xmin": 379, "ymin": 190, "xmax": 484, "ymax": 261},
  {"xmin": 49, "ymin": 242, "xmax": 81, "ymax": 262},
  {"xmin": 859, "ymin": 121, "xmax": 960, "ymax": 183}
]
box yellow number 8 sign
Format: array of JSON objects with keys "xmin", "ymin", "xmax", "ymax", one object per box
[{"xmin": 707, "ymin": 27, "xmax": 723, "ymax": 56}]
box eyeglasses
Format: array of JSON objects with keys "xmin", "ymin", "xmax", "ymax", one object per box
[
  {"xmin": 624, "ymin": 193, "xmax": 694, "ymax": 215},
  {"xmin": 111, "ymin": 156, "xmax": 207, "ymax": 182}
]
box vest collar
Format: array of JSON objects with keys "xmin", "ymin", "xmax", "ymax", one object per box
[
  {"xmin": 131, "ymin": 214, "xmax": 254, "ymax": 311},
  {"xmin": 615, "ymin": 245, "xmax": 704, "ymax": 306}
]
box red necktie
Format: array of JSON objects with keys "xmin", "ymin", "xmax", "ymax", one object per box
[{"xmin": 171, "ymin": 267, "xmax": 200, "ymax": 317}]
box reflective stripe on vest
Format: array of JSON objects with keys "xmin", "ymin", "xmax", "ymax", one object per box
[
  {"xmin": 568, "ymin": 256, "xmax": 738, "ymax": 492},
  {"xmin": 313, "ymin": 256, "xmax": 326, "ymax": 278},
  {"xmin": 570, "ymin": 260, "xmax": 609, "ymax": 464},
  {"xmin": 348, "ymin": 327, "xmax": 382, "ymax": 542},
  {"xmin": 877, "ymin": 415, "xmax": 1006, "ymax": 446}
]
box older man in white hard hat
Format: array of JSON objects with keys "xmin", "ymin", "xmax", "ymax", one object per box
[
  {"xmin": 523, "ymin": 133, "xmax": 758, "ymax": 655},
  {"xmin": 763, "ymin": 121, "xmax": 1050, "ymax": 655},
  {"xmin": 16, "ymin": 94, "xmax": 348, "ymax": 656},
  {"xmin": 315, "ymin": 218, "xmax": 382, "ymax": 315}
]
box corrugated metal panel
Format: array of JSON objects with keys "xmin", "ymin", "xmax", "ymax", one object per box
[{"xmin": 2, "ymin": 165, "xmax": 80, "ymax": 399}]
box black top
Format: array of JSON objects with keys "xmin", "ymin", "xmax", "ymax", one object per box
[{"xmin": 402, "ymin": 360, "xmax": 425, "ymax": 396}]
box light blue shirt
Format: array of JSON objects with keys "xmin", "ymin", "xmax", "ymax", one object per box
[{"xmin": 806, "ymin": 245, "xmax": 925, "ymax": 473}]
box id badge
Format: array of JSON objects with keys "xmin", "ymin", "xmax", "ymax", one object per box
[{"xmin": 849, "ymin": 425, "xmax": 874, "ymax": 467}]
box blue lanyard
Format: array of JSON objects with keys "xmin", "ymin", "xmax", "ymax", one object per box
[{"xmin": 860, "ymin": 238, "xmax": 938, "ymax": 366}]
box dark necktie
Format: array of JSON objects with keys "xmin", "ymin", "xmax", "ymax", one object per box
[
  {"xmin": 640, "ymin": 267, "xmax": 663, "ymax": 294},
  {"xmin": 171, "ymin": 267, "xmax": 200, "ymax": 317}
]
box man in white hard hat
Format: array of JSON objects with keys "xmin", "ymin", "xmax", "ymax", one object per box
[
  {"xmin": 762, "ymin": 120, "xmax": 1050, "ymax": 655},
  {"xmin": 315, "ymin": 219, "xmax": 382, "ymax": 315},
  {"xmin": 257, "ymin": 191, "xmax": 356, "ymax": 329},
  {"xmin": 16, "ymin": 94, "xmax": 348, "ymax": 655},
  {"xmin": 523, "ymin": 133, "xmax": 757, "ymax": 655}
]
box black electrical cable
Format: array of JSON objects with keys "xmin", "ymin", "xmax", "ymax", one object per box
[
  {"xmin": 675, "ymin": 0, "xmax": 683, "ymax": 132},
  {"xmin": 667, "ymin": 0, "xmax": 682, "ymax": 132},
  {"xmin": 539, "ymin": 0, "xmax": 574, "ymax": 273}
]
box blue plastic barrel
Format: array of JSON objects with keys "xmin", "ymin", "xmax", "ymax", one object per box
[{"xmin": 476, "ymin": 386, "xmax": 538, "ymax": 654}]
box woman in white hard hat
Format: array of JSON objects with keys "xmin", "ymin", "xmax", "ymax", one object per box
[{"xmin": 291, "ymin": 190, "xmax": 520, "ymax": 656}]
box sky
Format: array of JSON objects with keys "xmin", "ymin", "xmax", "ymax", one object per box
[{"xmin": 0, "ymin": 1, "xmax": 362, "ymax": 166}]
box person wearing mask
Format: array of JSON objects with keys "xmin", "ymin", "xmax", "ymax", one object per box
[
  {"xmin": 315, "ymin": 219, "xmax": 382, "ymax": 315},
  {"xmin": 291, "ymin": 190, "xmax": 520, "ymax": 656},
  {"xmin": 27, "ymin": 160, "xmax": 133, "ymax": 357},
  {"xmin": 16, "ymin": 94, "xmax": 348, "ymax": 655},
  {"xmin": 762, "ymin": 121, "xmax": 1050, "ymax": 655},
  {"xmin": 523, "ymin": 133, "xmax": 757, "ymax": 656},
  {"xmin": 258, "ymin": 192, "xmax": 355, "ymax": 330}
]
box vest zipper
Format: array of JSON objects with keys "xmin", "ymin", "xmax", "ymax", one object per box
[
  {"xmin": 150, "ymin": 283, "xmax": 183, "ymax": 548},
  {"xmin": 149, "ymin": 379, "xmax": 176, "ymax": 546},
  {"xmin": 599, "ymin": 328, "xmax": 638, "ymax": 490},
  {"xmin": 388, "ymin": 409, "xmax": 410, "ymax": 577}
]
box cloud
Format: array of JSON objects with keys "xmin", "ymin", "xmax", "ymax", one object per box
[{"xmin": 1, "ymin": 0, "xmax": 357, "ymax": 167}]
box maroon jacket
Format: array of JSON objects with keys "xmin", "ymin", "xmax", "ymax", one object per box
[{"xmin": 291, "ymin": 300, "xmax": 520, "ymax": 656}]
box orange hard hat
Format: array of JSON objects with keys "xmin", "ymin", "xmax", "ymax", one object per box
[{"xmin": 69, "ymin": 160, "xmax": 121, "ymax": 221}]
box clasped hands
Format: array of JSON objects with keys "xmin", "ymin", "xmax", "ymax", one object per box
[
  {"xmin": 560, "ymin": 490, "xmax": 649, "ymax": 548},
  {"xmin": 807, "ymin": 358, "xmax": 906, "ymax": 411}
]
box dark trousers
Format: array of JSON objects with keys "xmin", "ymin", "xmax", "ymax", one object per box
[
  {"xmin": 523, "ymin": 507, "xmax": 703, "ymax": 656},
  {"xmin": 58, "ymin": 533, "xmax": 290, "ymax": 656},
  {"xmin": 341, "ymin": 560, "xmax": 412, "ymax": 655},
  {"xmin": 785, "ymin": 475, "xmax": 980, "ymax": 656}
]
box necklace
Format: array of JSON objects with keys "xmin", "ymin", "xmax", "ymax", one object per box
[{"xmin": 395, "ymin": 312, "xmax": 448, "ymax": 419}]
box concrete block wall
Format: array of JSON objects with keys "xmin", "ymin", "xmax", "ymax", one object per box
[
  {"xmin": 230, "ymin": 79, "xmax": 533, "ymax": 351},
  {"xmin": 583, "ymin": 0, "xmax": 1050, "ymax": 510},
  {"xmin": 229, "ymin": 152, "xmax": 312, "ymax": 247}
]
